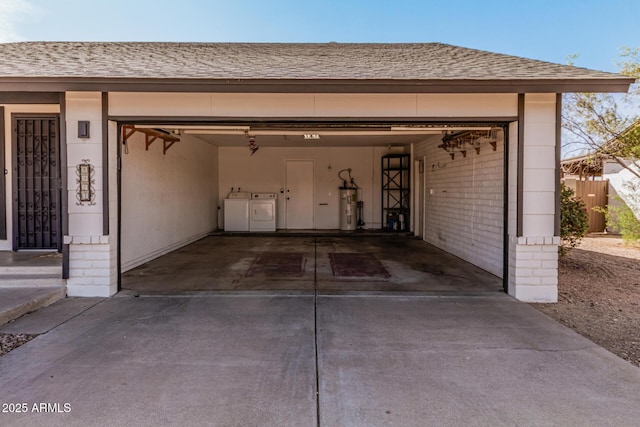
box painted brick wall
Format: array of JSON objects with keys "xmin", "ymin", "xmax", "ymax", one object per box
[
  {"xmin": 508, "ymin": 236, "xmax": 559, "ymax": 302},
  {"xmin": 66, "ymin": 237, "xmax": 114, "ymax": 296},
  {"xmin": 67, "ymin": 121, "xmax": 119, "ymax": 297},
  {"xmin": 63, "ymin": 92, "xmax": 117, "ymax": 297},
  {"xmin": 506, "ymin": 93, "xmax": 559, "ymax": 302},
  {"xmin": 417, "ymin": 132, "xmax": 504, "ymax": 277}
]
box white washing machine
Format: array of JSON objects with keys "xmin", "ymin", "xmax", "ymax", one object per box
[
  {"xmin": 250, "ymin": 193, "xmax": 277, "ymax": 232},
  {"xmin": 224, "ymin": 192, "xmax": 251, "ymax": 231}
]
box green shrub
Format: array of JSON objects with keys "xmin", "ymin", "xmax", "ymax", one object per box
[
  {"xmin": 594, "ymin": 179, "xmax": 640, "ymax": 244},
  {"xmin": 596, "ymin": 201, "xmax": 640, "ymax": 244},
  {"xmin": 614, "ymin": 204, "xmax": 640, "ymax": 243},
  {"xmin": 560, "ymin": 183, "xmax": 589, "ymax": 255}
]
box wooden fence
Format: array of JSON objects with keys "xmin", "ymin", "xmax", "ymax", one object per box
[{"xmin": 563, "ymin": 179, "xmax": 609, "ymax": 233}]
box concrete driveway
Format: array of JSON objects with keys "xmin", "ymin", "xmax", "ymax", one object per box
[{"xmin": 1, "ymin": 294, "xmax": 639, "ymax": 426}]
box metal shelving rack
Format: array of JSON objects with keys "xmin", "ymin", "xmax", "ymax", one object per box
[{"xmin": 381, "ymin": 153, "xmax": 410, "ymax": 231}]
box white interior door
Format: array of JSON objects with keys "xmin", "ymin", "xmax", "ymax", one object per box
[{"xmin": 285, "ymin": 160, "xmax": 314, "ymax": 229}]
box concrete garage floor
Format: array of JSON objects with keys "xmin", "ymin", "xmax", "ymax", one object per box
[
  {"xmin": 122, "ymin": 235, "xmax": 503, "ymax": 294},
  {"xmin": 1, "ymin": 295, "xmax": 640, "ymax": 426}
]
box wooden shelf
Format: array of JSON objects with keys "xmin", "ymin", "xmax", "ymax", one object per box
[{"xmin": 122, "ymin": 125, "xmax": 180, "ymax": 155}]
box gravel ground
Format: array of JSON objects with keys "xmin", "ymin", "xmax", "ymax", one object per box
[
  {"xmin": 534, "ymin": 234, "xmax": 640, "ymax": 367},
  {"xmin": 0, "ymin": 333, "xmax": 37, "ymax": 357}
]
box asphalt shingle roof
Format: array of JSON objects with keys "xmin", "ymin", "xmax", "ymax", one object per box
[{"xmin": 0, "ymin": 42, "xmax": 627, "ymax": 81}]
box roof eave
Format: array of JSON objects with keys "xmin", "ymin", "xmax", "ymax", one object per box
[{"xmin": 0, "ymin": 77, "xmax": 634, "ymax": 94}]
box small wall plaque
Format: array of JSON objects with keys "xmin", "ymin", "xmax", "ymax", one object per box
[{"xmin": 76, "ymin": 160, "xmax": 96, "ymax": 206}]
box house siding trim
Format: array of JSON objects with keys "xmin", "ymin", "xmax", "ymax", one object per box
[
  {"xmin": 0, "ymin": 78, "xmax": 634, "ymax": 94},
  {"xmin": 0, "ymin": 92, "xmax": 61, "ymax": 104},
  {"xmin": 502, "ymin": 123, "xmax": 510, "ymax": 292},
  {"xmin": 59, "ymin": 93, "xmax": 70, "ymax": 279},
  {"xmin": 0, "ymin": 106, "xmax": 5, "ymax": 240},
  {"xmin": 517, "ymin": 94, "xmax": 525, "ymax": 236},
  {"xmin": 116, "ymin": 123, "xmax": 122, "ymax": 292},
  {"xmin": 555, "ymin": 94, "xmax": 562, "ymax": 236},
  {"xmin": 102, "ymin": 92, "xmax": 109, "ymax": 235}
]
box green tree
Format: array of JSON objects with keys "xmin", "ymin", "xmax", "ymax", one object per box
[
  {"xmin": 618, "ymin": 47, "xmax": 640, "ymax": 79},
  {"xmin": 562, "ymin": 48, "xmax": 640, "ymax": 179}
]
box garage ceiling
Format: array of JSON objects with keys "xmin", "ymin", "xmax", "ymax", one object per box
[
  {"xmin": 189, "ymin": 132, "xmax": 441, "ymax": 148},
  {"xmin": 136, "ymin": 124, "xmax": 497, "ymax": 148}
]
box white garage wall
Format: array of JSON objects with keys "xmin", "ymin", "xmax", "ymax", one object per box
[
  {"xmin": 416, "ymin": 133, "xmax": 504, "ymax": 277},
  {"xmin": 121, "ymin": 133, "xmax": 218, "ymax": 271},
  {"xmin": 218, "ymin": 146, "xmax": 405, "ymax": 229}
]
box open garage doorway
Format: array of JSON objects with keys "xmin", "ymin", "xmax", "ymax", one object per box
[{"xmin": 117, "ymin": 121, "xmax": 507, "ymax": 294}]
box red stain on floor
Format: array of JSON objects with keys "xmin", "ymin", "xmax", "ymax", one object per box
[{"xmin": 328, "ymin": 253, "xmax": 390, "ymax": 278}]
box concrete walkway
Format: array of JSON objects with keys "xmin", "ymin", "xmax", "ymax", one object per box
[
  {"xmin": 0, "ymin": 287, "xmax": 66, "ymax": 326},
  {"xmin": 1, "ymin": 294, "xmax": 639, "ymax": 426},
  {"xmin": 0, "ymin": 250, "xmax": 65, "ymax": 326}
]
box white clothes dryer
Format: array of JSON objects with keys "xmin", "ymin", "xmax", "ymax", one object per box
[{"xmin": 249, "ymin": 193, "xmax": 277, "ymax": 232}]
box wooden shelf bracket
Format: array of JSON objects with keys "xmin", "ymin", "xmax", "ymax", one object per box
[{"xmin": 122, "ymin": 125, "xmax": 180, "ymax": 155}]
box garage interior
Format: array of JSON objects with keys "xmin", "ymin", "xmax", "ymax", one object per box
[{"xmin": 119, "ymin": 122, "xmax": 506, "ymax": 294}]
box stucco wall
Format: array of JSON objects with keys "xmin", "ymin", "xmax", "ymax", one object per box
[
  {"xmin": 415, "ymin": 133, "xmax": 504, "ymax": 277},
  {"xmin": 121, "ymin": 133, "xmax": 218, "ymax": 271}
]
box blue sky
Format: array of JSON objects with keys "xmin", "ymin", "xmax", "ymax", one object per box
[{"xmin": 0, "ymin": 0, "xmax": 638, "ymax": 73}]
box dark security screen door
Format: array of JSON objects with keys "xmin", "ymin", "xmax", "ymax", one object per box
[{"xmin": 13, "ymin": 116, "xmax": 61, "ymax": 250}]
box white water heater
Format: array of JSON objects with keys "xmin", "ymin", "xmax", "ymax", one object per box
[{"xmin": 339, "ymin": 188, "xmax": 358, "ymax": 231}]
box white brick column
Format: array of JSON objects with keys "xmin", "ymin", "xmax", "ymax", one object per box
[
  {"xmin": 507, "ymin": 94, "xmax": 559, "ymax": 302},
  {"xmin": 508, "ymin": 236, "xmax": 559, "ymax": 301},
  {"xmin": 64, "ymin": 92, "xmax": 117, "ymax": 297}
]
